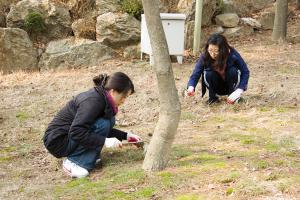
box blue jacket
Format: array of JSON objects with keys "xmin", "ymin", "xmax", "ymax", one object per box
[{"xmin": 187, "ymin": 48, "xmax": 250, "ymax": 96}]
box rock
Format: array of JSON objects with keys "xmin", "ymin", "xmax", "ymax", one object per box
[
  {"xmin": 222, "ymin": 0, "xmax": 273, "ymax": 16},
  {"xmin": 178, "ymin": 0, "xmax": 217, "ymax": 49},
  {"xmin": 0, "ymin": 28, "xmax": 38, "ymax": 73},
  {"xmin": 65, "ymin": 0, "xmax": 96, "ymax": 20},
  {"xmin": 240, "ymin": 17, "xmax": 261, "ymax": 29},
  {"xmin": 96, "ymin": 12, "xmax": 140, "ymax": 48},
  {"xmin": 215, "ymin": 13, "xmax": 240, "ymax": 28},
  {"xmin": 6, "ymin": 0, "xmax": 72, "ymax": 42},
  {"xmin": 259, "ymin": 10, "xmax": 275, "ymax": 30},
  {"xmin": 72, "ymin": 17, "xmax": 96, "ymax": 40},
  {"xmin": 223, "ymin": 26, "xmax": 254, "ymax": 37},
  {"xmin": 95, "ymin": 0, "xmax": 121, "ymax": 16},
  {"xmin": 39, "ymin": 38, "xmax": 113, "ymax": 69},
  {"xmin": 123, "ymin": 44, "xmax": 140, "ymax": 59},
  {"xmin": 177, "ymin": 0, "xmax": 217, "ymax": 26}
]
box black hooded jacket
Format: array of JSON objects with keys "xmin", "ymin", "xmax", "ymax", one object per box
[{"xmin": 43, "ymin": 87, "xmax": 127, "ymax": 158}]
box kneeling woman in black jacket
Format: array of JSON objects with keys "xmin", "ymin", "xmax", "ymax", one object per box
[{"xmin": 43, "ymin": 72, "xmax": 141, "ymax": 178}]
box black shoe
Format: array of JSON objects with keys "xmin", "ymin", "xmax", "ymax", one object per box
[{"xmin": 206, "ymin": 97, "xmax": 220, "ymax": 105}]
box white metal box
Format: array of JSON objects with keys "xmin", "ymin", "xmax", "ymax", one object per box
[{"xmin": 141, "ymin": 13, "xmax": 186, "ymax": 65}]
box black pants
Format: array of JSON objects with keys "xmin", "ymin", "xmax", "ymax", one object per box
[{"xmin": 204, "ymin": 67, "xmax": 240, "ymax": 100}]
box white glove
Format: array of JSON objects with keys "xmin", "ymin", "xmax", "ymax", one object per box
[
  {"xmin": 127, "ymin": 132, "xmax": 142, "ymax": 143},
  {"xmin": 185, "ymin": 86, "xmax": 195, "ymax": 97},
  {"xmin": 104, "ymin": 137, "xmax": 122, "ymax": 148},
  {"xmin": 227, "ymin": 88, "xmax": 244, "ymax": 104}
]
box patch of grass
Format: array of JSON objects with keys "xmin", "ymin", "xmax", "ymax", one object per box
[
  {"xmin": 181, "ymin": 111, "xmax": 197, "ymax": 120},
  {"xmin": 0, "ymin": 146, "xmax": 17, "ymax": 153},
  {"xmin": 171, "ymin": 146, "xmax": 194, "ymax": 159},
  {"xmin": 227, "ymin": 149, "xmax": 259, "ymax": 158},
  {"xmin": 253, "ymin": 160, "xmax": 269, "ymax": 170},
  {"xmin": 176, "ymin": 194, "xmax": 206, "ymax": 200},
  {"xmin": 54, "ymin": 178, "xmax": 107, "ymax": 199},
  {"xmin": 265, "ymin": 172, "xmax": 280, "ymax": 181},
  {"xmin": 226, "ymin": 187, "xmax": 234, "ymax": 196},
  {"xmin": 134, "ymin": 187, "xmax": 156, "ymax": 198},
  {"xmin": 279, "ymin": 136, "xmax": 295, "ymax": 149},
  {"xmin": 16, "ymin": 111, "xmax": 30, "ymax": 121},
  {"xmin": 231, "ymin": 134, "xmax": 264, "ymax": 146},
  {"xmin": 109, "ymin": 168, "xmax": 146, "ymax": 185},
  {"xmin": 219, "ymin": 171, "xmax": 240, "ymax": 183},
  {"xmin": 102, "ymin": 148, "xmax": 144, "ymax": 166},
  {"xmin": 276, "ymin": 107, "xmax": 290, "ymax": 113},
  {"xmin": 110, "ymin": 190, "xmax": 127, "ymax": 199},
  {"xmin": 0, "ymin": 156, "xmax": 13, "ymax": 163},
  {"xmin": 158, "ymin": 171, "xmax": 177, "ymax": 188},
  {"xmin": 259, "ymin": 107, "xmax": 271, "ymax": 112},
  {"xmin": 265, "ymin": 142, "xmax": 281, "ymax": 152},
  {"xmin": 211, "ymin": 116, "xmax": 226, "ymax": 123},
  {"xmin": 236, "ymin": 179, "xmax": 269, "ymax": 196},
  {"xmin": 276, "ymin": 178, "xmax": 296, "ymax": 193}
]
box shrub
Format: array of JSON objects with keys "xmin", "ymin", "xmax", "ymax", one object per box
[
  {"xmin": 24, "ymin": 11, "xmax": 46, "ymax": 38},
  {"xmin": 121, "ymin": 0, "xmax": 143, "ymax": 20}
]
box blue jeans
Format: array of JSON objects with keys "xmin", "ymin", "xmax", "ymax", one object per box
[{"xmin": 66, "ymin": 118, "xmax": 115, "ymax": 171}]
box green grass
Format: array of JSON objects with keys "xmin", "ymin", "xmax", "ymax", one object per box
[
  {"xmin": 181, "ymin": 111, "xmax": 197, "ymax": 120},
  {"xmin": 176, "ymin": 194, "xmax": 207, "ymax": 200},
  {"xmin": 219, "ymin": 171, "xmax": 240, "ymax": 183},
  {"xmin": 236, "ymin": 179, "xmax": 269, "ymax": 196},
  {"xmin": 16, "ymin": 111, "xmax": 30, "ymax": 121}
]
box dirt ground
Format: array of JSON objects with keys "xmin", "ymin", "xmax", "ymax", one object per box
[{"xmin": 0, "ymin": 9, "xmax": 300, "ymax": 200}]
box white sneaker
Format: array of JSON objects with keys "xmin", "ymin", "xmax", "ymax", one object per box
[{"xmin": 63, "ymin": 159, "xmax": 89, "ymax": 178}]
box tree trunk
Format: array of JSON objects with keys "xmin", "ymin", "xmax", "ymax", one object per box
[
  {"xmin": 141, "ymin": 0, "xmax": 181, "ymax": 171},
  {"xmin": 193, "ymin": 0, "xmax": 203, "ymax": 55},
  {"xmin": 272, "ymin": 0, "xmax": 288, "ymax": 41},
  {"xmin": 297, "ymin": 0, "xmax": 300, "ymax": 10}
]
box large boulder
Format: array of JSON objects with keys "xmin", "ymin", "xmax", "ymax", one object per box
[
  {"xmin": 178, "ymin": 0, "xmax": 217, "ymax": 49},
  {"xmin": 6, "ymin": 0, "xmax": 72, "ymax": 41},
  {"xmin": 65, "ymin": 0, "xmax": 96, "ymax": 20},
  {"xmin": 222, "ymin": 0, "xmax": 273, "ymax": 16},
  {"xmin": 177, "ymin": 0, "xmax": 217, "ymax": 26},
  {"xmin": 223, "ymin": 26, "xmax": 254, "ymax": 38},
  {"xmin": 160, "ymin": 0, "xmax": 180, "ymax": 12},
  {"xmin": 258, "ymin": 9, "xmax": 275, "ymax": 30},
  {"xmin": 0, "ymin": 28, "xmax": 38, "ymax": 73},
  {"xmin": 215, "ymin": 13, "xmax": 239, "ymax": 28},
  {"xmin": 96, "ymin": 12, "xmax": 140, "ymax": 48},
  {"xmin": 39, "ymin": 38, "xmax": 113, "ymax": 69},
  {"xmin": 95, "ymin": 0, "xmax": 121, "ymax": 16}
]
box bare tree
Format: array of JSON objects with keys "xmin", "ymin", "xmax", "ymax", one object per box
[
  {"xmin": 272, "ymin": 0, "xmax": 288, "ymax": 41},
  {"xmin": 141, "ymin": 0, "xmax": 181, "ymax": 171}
]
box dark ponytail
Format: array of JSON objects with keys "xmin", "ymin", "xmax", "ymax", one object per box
[
  {"xmin": 93, "ymin": 74, "xmax": 109, "ymax": 88},
  {"xmin": 93, "ymin": 72, "xmax": 134, "ymax": 95}
]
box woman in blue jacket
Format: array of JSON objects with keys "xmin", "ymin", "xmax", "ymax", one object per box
[
  {"xmin": 186, "ymin": 34, "xmax": 250, "ymax": 104},
  {"xmin": 43, "ymin": 72, "xmax": 141, "ymax": 178}
]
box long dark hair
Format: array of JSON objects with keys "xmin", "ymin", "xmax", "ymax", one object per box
[
  {"xmin": 203, "ymin": 34, "xmax": 231, "ymax": 70},
  {"xmin": 93, "ymin": 72, "xmax": 135, "ymax": 95}
]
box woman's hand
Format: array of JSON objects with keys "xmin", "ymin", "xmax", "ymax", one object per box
[
  {"xmin": 227, "ymin": 88, "xmax": 244, "ymax": 104},
  {"xmin": 185, "ymin": 86, "xmax": 195, "ymax": 97},
  {"xmin": 105, "ymin": 137, "xmax": 122, "ymax": 148},
  {"xmin": 127, "ymin": 132, "xmax": 142, "ymax": 143}
]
